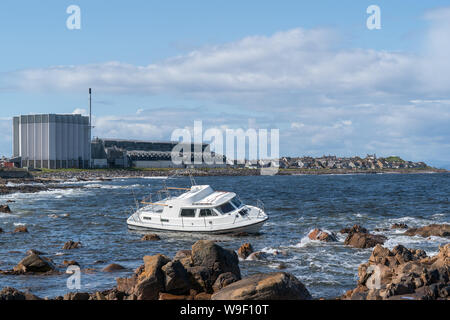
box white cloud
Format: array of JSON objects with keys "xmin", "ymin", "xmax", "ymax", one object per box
[
  {"xmin": 72, "ymin": 108, "xmax": 88, "ymax": 116},
  {"xmin": 1, "ymin": 8, "xmax": 450, "ymax": 168}
]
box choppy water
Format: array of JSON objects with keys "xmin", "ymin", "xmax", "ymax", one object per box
[{"xmin": 1, "ymin": 173, "xmax": 449, "ymax": 299}]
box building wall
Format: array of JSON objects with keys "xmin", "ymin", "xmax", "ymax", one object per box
[{"xmin": 13, "ymin": 114, "xmax": 91, "ymax": 169}]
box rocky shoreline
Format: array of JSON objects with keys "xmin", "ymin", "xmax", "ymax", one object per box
[{"xmin": 0, "ymin": 223, "xmax": 448, "ymax": 300}]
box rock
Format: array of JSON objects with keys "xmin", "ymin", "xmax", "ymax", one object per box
[
  {"xmin": 174, "ymin": 250, "xmax": 192, "ymax": 260},
  {"xmin": 173, "ymin": 250, "xmax": 193, "ymax": 269},
  {"xmin": 26, "ymin": 249, "xmax": 46, "ymax": 256},
  {"xmin": 0, "ymin": 205, "xmax": 11, "ymax": 213},
  {"xmin": 191, "ymin": 240, "xmax": 241, "ymax": 284},
  {"xmin": 158, "ymin": 293, "xmax": 193, "ymax": 300},
  {"xmin": 212, "ymin": 272, "xmax": 240, "ymax": 292},
  {"xmin": 340, "ymin": 224, "xmax": 368, "ymax": 234},
  {"xmin": 90, "ymin": 292, "xmax": 106, "ymax": 300},
  {"xmin": 141, "ymin": 233, "xmax": 161, "ymax": 241},
  {"xmin": 13, "ymin": 253, "xmax": 55, "ymax": 273},
  {"xmin": 0, "ymin": 287, "xmax": 41, "ymax": 300},
  {"xmin": 62, "ymin": 240, "xmax": 81, "ymax": 250},
  {"xmin": 247, "ymin": 251, "xmax": 268, "ymax": 261},
  {"xmin": 0, "ymin": 228, "xmax": 3, "ymax": 233},
  {"xmin": 161, "ymin": 260, "xmax": 191, "ymax": 295},
  {"xmin": 194, "ymin": 292, "xmax": 212, "ymax": 300},
  {"xmin": 344, "ymin": 231, "xmax": 387, "ymax": 249},
  {"xmin": 13, "ymin": 226, "xmax": 28, "ymax": 233},
  {"xmin": 102, "ymin": 263, "xmax": 126, "ymax": 272},
  {"xmin": 116, "ymin": 276, "xmax": 138, "ymax": 295},
  {"xmin": 391, "ymin": 223, "xmax": 408, "ymax": 229},
  {"xmin": 403, "ymin": 224, "xmax": 450, "ymax": 238},
  {"xmin": 63, "ymin": 292, "xmax": 90, "ymax": 300},
  {"xmin": 212, "ymin": 273, "xmax": 312, "ymax": 300},
  {"xmin": 308, "ymin": 228, "xmax": 338, "ymax": 242},
  {"xmin": 342, "ymin": 244, "xmax": 450, "ymax": 300},
  {"xmin": 63, "ymin": 260, "xmax": 79, "ymax": 266},
  {"xmin": 186, "ymin": 265, "xmax": 214, "ymax": 293},
  {"xmin": 237, "ymin": 243, "xmax": 254, "ymax": 259},
  {"xmin": 132, "ymin": 254, "xmax": 170, "ymax": 300}
]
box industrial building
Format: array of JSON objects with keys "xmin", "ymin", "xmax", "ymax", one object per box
[
  {"xmin": 12, "ymin": 114, "xmax": 91, "ymax": 169},
  {"xmin": 91, "ymin": 138, "xmax": 227, "ymax": 169}
]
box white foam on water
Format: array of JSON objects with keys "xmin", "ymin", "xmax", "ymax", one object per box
[
  {"xmin": 6, "ymin": 182, "xmax": 45, "ymax": 187},
  {"xmin": 383, "ymin": 235, "xmax": 450, "ymax": 250},
  {"xmin": 13, "ymin": 222, "xmax": 25, "ymax": 226}
]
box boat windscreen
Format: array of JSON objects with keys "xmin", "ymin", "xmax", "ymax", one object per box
[
  {"xmin": 218, "ymin": 202, "xmax": 235, "ymax": 214},
  {"xmin": 230, "ymin": 197, "xmax": 242, "ymax": 208}
]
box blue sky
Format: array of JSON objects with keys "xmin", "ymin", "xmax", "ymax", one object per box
[{"xmin": 1, "ymin": 1, "xmax": 450, "ymax": 168}]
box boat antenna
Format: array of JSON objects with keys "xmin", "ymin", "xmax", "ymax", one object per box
[{"xmin": 131, "ymin": 188, "xmax": 139, "ymax": 210}]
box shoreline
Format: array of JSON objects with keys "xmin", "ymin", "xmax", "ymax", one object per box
[{"xmin": 0, "ymin": 168, "xmax": 447, "ymax": 196}]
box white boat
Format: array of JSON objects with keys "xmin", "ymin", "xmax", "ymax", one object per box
[{"xmin": 127, "ymin": 184, "xmax": 268, "ymax": 234}]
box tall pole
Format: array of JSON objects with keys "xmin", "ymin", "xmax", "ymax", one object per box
[
  {"xmin": 89, "ymin": 88, "xmax": 92, "ymax": 127},
  {"xmin": 89, "ymin": 88, "xmax": 92, "ymax": 168}
]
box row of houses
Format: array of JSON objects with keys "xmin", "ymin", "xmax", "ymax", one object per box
[{"xmin": 277, "ymin": 154, "xmax": 428, "ymax": 170}]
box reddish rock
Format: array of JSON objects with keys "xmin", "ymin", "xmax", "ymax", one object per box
[
  {"xmin": 344, "ymin": 232, "xmax": 387, "ymax": 249},
  {"xmin": 13, "ymin": 226, "xmax": 28, "ymax": 233},
  {"xmin": 403, "ymin": 224, "xmax": 450, "ymax": 238},
  {"xmin": 212, "ymin": 272, "xmax": 312, "ymax": 300},
  {"xmin": 308, "ymin": 228, "xmax": 338, "ymax": 242},
  {"xmin": 13, "ymin": 254, "xmax": 55, "ymax": 273},
  {"xmin": 158, "ymin": 293, "xmax": 193, "ymax": 300},
  {"xmin": 141, "ymin": 234, "xmax": 161, "ymax": 241},
  {"xmin": 237, "ymin": 243, "xmax": 254, "ymax": 259},
  {"xmin": 342, "ymin": 244, "xmax": 450, "ymax": 300},
  {"xmin": 62, "ymin": 240, "xmax": 81, "ymax": 250},
  {"xmin": 63, "ymin": 260, "xmax": 79, "ymax": 266}
]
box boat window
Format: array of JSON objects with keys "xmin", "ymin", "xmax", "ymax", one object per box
[
  {"xmin": 218, "ymin": 202, "xmax": 235, "ymax": 214},
  {"xmin": 199, "ymin": 209, "xmax": 216, "ymax": 217},
  {"xmin": 230, "ymin": 197, "xmax": 242, "ymax": 208},
  {"xmin": 180, "ymin": 209, "xmax": 196, "ymax": 217}
]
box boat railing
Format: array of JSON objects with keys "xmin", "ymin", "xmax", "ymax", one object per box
[{"xmin": 256, "ymin": 199, "xmax": 265, "ymax": 218}]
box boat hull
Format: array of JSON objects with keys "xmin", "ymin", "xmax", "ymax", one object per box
[{"xmin": 127, "ymin": 218, "xmax": 268, "ymax": 235}]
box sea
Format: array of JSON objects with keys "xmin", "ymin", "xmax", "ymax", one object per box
[{"xmin": 1, "ymin": 173, "xmax": 449, "ymax": 299}]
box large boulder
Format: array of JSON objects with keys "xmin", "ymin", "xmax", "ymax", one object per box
[
  {"xmin": 308, "ymin": 228, "xmax": 338, "ymax": 242},
  {"xmin": 211, "ymin": 272, "xmax": 312, "ymax": 300},
  {"xmin": 342, "ymin": 244, "xmax": 450, "ymax": 300},
  {"xmin": 191, "ymin": 240, "xmax": 241, "ymax": 283},
  {"xmin": 116, "ymin": 254, "xmax": 171, "ymax": 300},
  {"xmin": 13, "ymin": 253, "xmax": 55, "ymax": 273},
  {"xmin": 403, "ymin": 224, "xmax": 450, "ymax": 238}
]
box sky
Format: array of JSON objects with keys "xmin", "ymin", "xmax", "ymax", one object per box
[{"xmin": 1, "ymin": 1, "xmax": 450, "ymax": 168}]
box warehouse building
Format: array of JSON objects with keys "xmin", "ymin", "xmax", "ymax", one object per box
[
  {"xmin": 91, "ymin": 138, "xmax": 226, "ymax": 169},
  {"xmin": 12, "ymin": 114, "xmax": 91, "ymax": 169}
]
